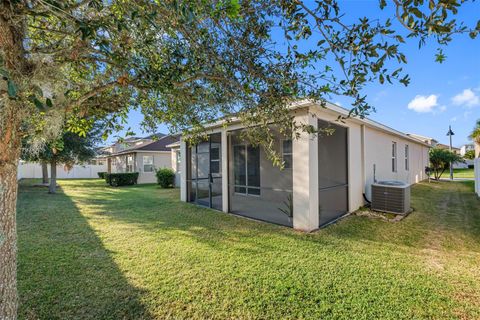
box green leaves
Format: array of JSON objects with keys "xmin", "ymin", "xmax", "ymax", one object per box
[
  {"xmin": 435, "ymin": 48, "xmax": 446, "ymax": 63},
  {"xmin": 225, "ymin": 0, "xmax": 240, "ymax": 19},
  {"xmin": 1, "ymin": 67, "xmax": 17, "ymax": 98},
  {"xmin": 7, "ymin": 80, "xmax": 17, "ymax": 97}
]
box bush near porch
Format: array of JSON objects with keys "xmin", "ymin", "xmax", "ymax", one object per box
[
  {"xmin": 155, "ymin": 168, "xmax": 175, "ymax": 188},
  {"xmin": 17, "ymin": 179, "xmax": 480, "ymax": 319}
]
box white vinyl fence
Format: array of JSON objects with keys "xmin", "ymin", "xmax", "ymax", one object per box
[
  {"xmin": 17, "ymin": 161, "xmax": 107, "ymax": 180},
  {"xmin": 475, "ymin": 158, "xmax": 480, "ymax": 197}
]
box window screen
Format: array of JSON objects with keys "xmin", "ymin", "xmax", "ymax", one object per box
[
  {"xmin": 282, "ymin": 140, "xmax": 293, "ymax": 169},
  {"xmin": 143, "ymin": 155, "xmax": 154, "ymax": 172}
]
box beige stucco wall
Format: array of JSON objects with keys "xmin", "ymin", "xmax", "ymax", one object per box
[
  {"xmin": 110, "ymin": 154, "xmax": 131, "ymax": 173},
  {"xmin": 136, "ymin": 151, "xmax": 171, "ymax": 184},
  {"xmin": 170, "ymin": 147, "xmax": 181, "ymax": 187},
  {"xmin": 363, "ymin": 127, "xmax": 429, "ymax": 200}
]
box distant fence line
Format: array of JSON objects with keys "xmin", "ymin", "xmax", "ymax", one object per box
[
  {"xmin": 475, "ymin": 158, "xmax": 480, "ymax": 197},
  {"xmin": 18, "ymin": 161, "xmax": 107, "ymax": 180}
]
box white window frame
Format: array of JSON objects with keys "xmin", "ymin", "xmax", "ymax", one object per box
[
  {"xmin": 281, "ymin": 139, "xmax": 293, "ymax": 169},
  {"xmin": 405, "ymin": 144, "xmax": 409, "ymax": 171},
  {"xmin": 143, "ymin": 155, "xmax": 154, "ymax": 173},
  {"xmin": 176, "ymin": 150, "xmax": 181, "ymax": 173},
  {"xmin": 392, "ymin": 141, "xmax": 397, "ymax": 172},
  {"xmin": 126, "ymin": 154, "xmax": 134, "ymax": 173}
]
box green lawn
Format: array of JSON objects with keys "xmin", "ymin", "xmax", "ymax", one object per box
[
  {"xmin": 440, "ymin": 168, "xmax": 475, "ymax": 179},
  {"xmin": 17, "ymin": 179, "xmax": 480, "ymax": 319}
]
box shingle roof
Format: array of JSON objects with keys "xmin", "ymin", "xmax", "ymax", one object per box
[
  {"xmin": 136, "ymin": 135, "xmax": 179, "ymax": 152},
  {"xmin": 110, "ymin": 135, "xmax": 179, "ymax": 155}
]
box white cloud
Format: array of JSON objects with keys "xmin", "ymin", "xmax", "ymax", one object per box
[
  {"xmin": 407, "ymin": 94, "xmax": 439, "ymax": 113},
  {"xmin": 439, "ymin": 105, "xmax": 447, "ymax": 112},
  {"xmin": 451, "ymin": 89, "xmax": 479, "ymax": 107}
]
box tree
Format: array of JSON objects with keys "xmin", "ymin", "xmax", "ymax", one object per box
[
  {"xmin": 464, "ymin": 149, "xmax": 475, "ymax": 160},
  {"xmin": 1, "ymin": 1, "xmax": 479, "ymax": 317},
  {"xmin": 22, "ymin": 125, "xmax": 102, "ymax": 193},
  {"xmin": 429, "ymin": 148, "xmax": 463, "ymax": 180},
  {"xmin": 469, "ymin": 119, "xmax": 480, "ymax": 158}
]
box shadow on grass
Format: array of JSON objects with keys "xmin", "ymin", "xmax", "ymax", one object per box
[
  {"xmin": 43, "ymin": 179, "xmax": 480, "ymax": 262},
  {"xmin": 17, "ymin": 182, "xmax": 152, "ymax": 319}
]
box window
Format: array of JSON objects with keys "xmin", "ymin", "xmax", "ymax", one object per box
[
  {"xmin": 282, "ymin": 140, "xmax": 293, "ymax": 169},
  {"xmin": 405, "ymin": 145, "xmax": 409, "ymax": 171},
  {"xmin": 210, "ymin": 144, "xmax": 220, "ymax": 174},
  {"xmin": 391, "ymin": 142, "xmax": 397, "ymax": 172},
  {"xmin": 233, "ymin": 144, "xmax": 260, "ymax": 196},
  {"xmin": 143, "ymin": 155, "xmax": 154, "ymax": 172},
  {"xmin": 126, "ymin": 155, "xmax": 134, "ymax": 172},
  {"xmin": 176, "ymin": 151, "xmax": 181, "ymax": 173}
]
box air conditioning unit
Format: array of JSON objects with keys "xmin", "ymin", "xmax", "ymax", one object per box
[{"xmin": 371, "ymin": 181, "xmax": 411, "ymax": 214}]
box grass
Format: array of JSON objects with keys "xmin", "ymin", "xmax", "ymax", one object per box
[
  {"xmin": 17, "ymin": 179, "xmax": 480, "ymax": 319},
  {"xmin": 440, "ymin": 168, "xmax": 475, "ymax": 179}
]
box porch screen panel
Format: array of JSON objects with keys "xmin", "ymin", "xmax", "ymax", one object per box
[
  {"xmin": 186, "ymin": 133, "xmax": 223, "ymax": 210},
  {"xmin": 247, "ymin": 145, "xmax": 260, "ymax": 195},
  {"xmin": 233, "ymin": 145, "xmax": 247, "ymax": 194},
  {"xmin": 210, "ymin": 133, "xmax": 223, "ymax": 210},
  {"xmin": 318, "ymin": 120, "xmax": 348, "ymax": 227},
  {"xmin": 229, "ymin": 130, "xmax": 293, "ymax": 227}
]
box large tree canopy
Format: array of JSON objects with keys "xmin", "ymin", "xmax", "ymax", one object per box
[{"xmin": 1, "ymin": 0, "xmax": 479, "ymax": 318}]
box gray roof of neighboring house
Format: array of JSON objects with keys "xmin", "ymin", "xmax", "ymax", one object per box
[
  {"xmin": 110, "ymin": 135, "xmax": 179, "ymax": 155},
  {"xmin": 143, "ymin": 132, "xmax": 167, "ymax": 140}
]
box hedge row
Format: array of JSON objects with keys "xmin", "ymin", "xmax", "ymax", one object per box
[
  {"xmin": 97, "ymin": 172, "xmax": 107, "ymax": 179},
  {"xmin": 104, "ymin": 172, "xmax": 139, "ymax": 187}
]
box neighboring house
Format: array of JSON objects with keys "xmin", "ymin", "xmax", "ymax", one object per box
[
  {"xmin": 102, "ymin": 134, "xmax": 178, "ymax": 184},
  {"xmin": 167, "ymin": 141, "xmax": 181, "ymax": 187},
  {"xmin": 178, "ymin": 101, "xmax": 430, "ymax": 231},
  {"xmin": 406, "ymin": 133, "xmax": 438, "ymax": 147},
  {"xmin": 460, "ymin": 143, "xmax": 475, "ymax": 157},
  {"xmin": 436, "ymin": 143, "xmax": 461, "ymax": 155}
]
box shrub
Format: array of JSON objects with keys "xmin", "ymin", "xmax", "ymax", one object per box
[
  {"xmin": 97, "ymin": 172, "xmax": 107, "ymax": 179},
  {"xmin": 429, "ymin": 148, "xmax": 464, "ymax": 180},
  {"xmin": 104, "ymin": 172, "xmax": 139, "ymax": 187},
  {"xmin": 156, "ymin": 168, "xmax": 175, "ymax": 188},
  {"xmin": 468, "ymin": 164, "xmax": 474, "ymax": 169}
]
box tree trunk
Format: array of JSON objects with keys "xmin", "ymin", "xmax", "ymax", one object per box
[
  {"xmin": 49, "ymin": 159, "xmax": 57, "ymax": 194},
  {"xmin": 41, "ymin": 162, "xmax": 49, "ymax": 184},
  {"xmin": 0, "ymin": 154, "xmax": 20, "ymax": 317},
  {"xmin": 0, "ymin": 160, "xmax": 19, "ymax": 319},
  {"xmin": 1, "ymin": 2, "xmax": 28, "ymax": 318}
]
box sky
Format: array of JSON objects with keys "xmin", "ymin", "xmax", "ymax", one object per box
[{"xmin": 110, "ymin": 0, "xmax": 480, "ymax": 148}]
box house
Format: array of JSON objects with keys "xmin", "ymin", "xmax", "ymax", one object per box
[
  {"xmin": 406, "ymin": 133, "xmax": 438, "ymax": 147},
  {"xmin": 436, "ymin": 143, "xmax": 461, "ymax": 155},
  {"xmin": 460, "ymin": 143, "xmax": 475, "ymax": 157},
  {"xmin": 102, "ymin": 134, "xmax": 178, "ymax": 184},
  {"xmin": 167, "ymin": 141, "xmax": 181, "ymax": 186},
  {"xmin": 177, "ymin": 101, "xmax": 430, "ymax": 231}
]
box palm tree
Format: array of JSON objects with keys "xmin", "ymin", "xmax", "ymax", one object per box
[{"xmin": 470, "ymin": 119, "xmax": 480, "ymax": 158}]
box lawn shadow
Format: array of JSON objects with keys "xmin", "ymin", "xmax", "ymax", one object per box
[
  {"xmin": 63, "ymin": 180, "xmax": 480, "ymax": 258},
  {"xmin": 17, "ymin": 182, "xmax": 153, "ymax": 319}
]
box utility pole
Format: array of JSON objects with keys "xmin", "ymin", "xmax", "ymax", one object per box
[{"xmin": 446, "ymin": 125, "xmax": 455, "ymax": 180}]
